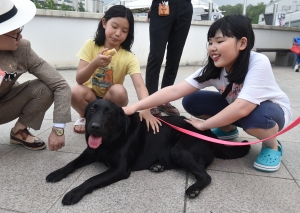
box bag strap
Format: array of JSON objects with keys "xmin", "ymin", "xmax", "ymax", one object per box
[{"xmin": 222, "ymin": 82, "xmax": 233, "ymax": 98}]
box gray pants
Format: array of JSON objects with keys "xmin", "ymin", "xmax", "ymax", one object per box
[{"xmin": 0, "ymin": 79, "xmax": 54, "ymax": 129}]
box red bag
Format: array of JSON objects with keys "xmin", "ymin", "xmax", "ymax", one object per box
[{"xmin": 290, "ymin": 43, "xmax": 300, "ymax": 55}]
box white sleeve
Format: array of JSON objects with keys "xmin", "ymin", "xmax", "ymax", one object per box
[
  {"xmin": 238, "ymin": 53, "xmax": 282, "ymax": 105},
  {"xmin": 185, "ymin": 67, "xmax": 212, "ymax": 89}
]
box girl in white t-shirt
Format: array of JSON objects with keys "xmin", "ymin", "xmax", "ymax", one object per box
[
  {"xmin": 71, "ymin": 5, "xmax": 157, "ymax": 134},
  {"xmin": 123, "ymin": 14, "xmax": 292, "ymax": 172}
]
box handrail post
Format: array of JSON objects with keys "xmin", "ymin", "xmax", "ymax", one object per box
[
  {"xmin": 272, "ymin": 3, "xmax": 278, "ymax": 25},
  {"xmin": 242, "ymin": 0, "xmax": 247, "ymax": 15},
  {"xmin": 208, "ymin": 2, "xmax": 213, "ymax": 21}
]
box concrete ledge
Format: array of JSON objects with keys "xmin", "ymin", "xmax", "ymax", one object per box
[{"xmin": 255, "ymin": 48, "xmax": 291, "ymax": 52}]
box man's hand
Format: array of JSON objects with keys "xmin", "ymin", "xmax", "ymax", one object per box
[{"xmin": 48, "ymin": 132, "xmax": 65, "ymax": 151}]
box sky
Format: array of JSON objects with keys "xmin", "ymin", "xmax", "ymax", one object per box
[{"xmin": 103, "ymin": 0, "xmax": 271, "ymax": 6}]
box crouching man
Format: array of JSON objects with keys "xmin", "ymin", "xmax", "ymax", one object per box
[{"xmin": 0, "ymin": 0, "xmax": 71, "ymax": 151}]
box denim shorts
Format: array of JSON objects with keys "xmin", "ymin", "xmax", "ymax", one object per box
[{"xmin": 182, "ymin": 90, "xmax": 285, "ymax": 131}]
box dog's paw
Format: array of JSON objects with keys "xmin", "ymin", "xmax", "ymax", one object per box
[
  {"xmin": 46, "ymin": 169, "xmax": 67, "ymax": 183},
  {"xmin": 62, "ymin": 187, "xmax": 87, "ymax": 205},
  {"xmin": 150, "ymin": 164, "xmax": 164, "ymax": 172},
  {"xmin": 186, "ymin": 186, "xmax": 200, "ymax": 198}
]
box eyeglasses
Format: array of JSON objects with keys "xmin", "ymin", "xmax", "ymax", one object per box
[{"xmin": 3, "ymin": 26, "xmax": 24, "ymax": 41}]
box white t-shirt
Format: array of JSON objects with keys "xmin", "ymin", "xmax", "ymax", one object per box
[{"xmin": 185, "ymin": 51, "xmax": 292, "ymax": 127}]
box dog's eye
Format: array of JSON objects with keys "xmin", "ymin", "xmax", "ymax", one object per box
[
  {"xmin": 106, "ymin": 111, "xmax": 113, "ymax": 115},
  {"xmin": 89, "ymin": 108, "xmax": 95, "ymax": 113}
]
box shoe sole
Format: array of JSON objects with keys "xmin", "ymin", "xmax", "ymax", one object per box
[
  {"xmin": 214, "ymin": 133, "xmax": 239, "ymax": 140},
  {"xmin": 253, "ymin": 162, "xmax": 280, "ymax": 172},
  {"xmin": 10, "ymin": 138, "xmax": 46, "ymax": 151}
]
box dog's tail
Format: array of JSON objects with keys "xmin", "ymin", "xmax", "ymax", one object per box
[{"xmin": 213, "ymin": 141, "xmax": 251, "ymax": 160}]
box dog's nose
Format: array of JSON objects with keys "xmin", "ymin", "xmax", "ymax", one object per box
[{"xmin": 91, "ymin": 122, "xmax": 101, "ymax": 131}]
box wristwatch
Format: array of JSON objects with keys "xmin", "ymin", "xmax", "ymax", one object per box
[{"xmin": 52, "ymin": 127, "xmax": 64, "ymax": 136}]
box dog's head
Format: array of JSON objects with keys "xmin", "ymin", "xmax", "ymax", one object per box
[{"xmin": 84, "ymin": 99, "xmax": 130, "ymax": 149}]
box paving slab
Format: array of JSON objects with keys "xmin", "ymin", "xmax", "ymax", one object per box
[
  {"xmin": 0, "ymin": 145, "xmax": 16, "ymax": 157},
  {"xmin": 0, "ymin": 149, "xmax": 82, "ymax": 213},
  {"xmin": 49, "ymin": 167, "xmax": 187, "ymax": 213},
  {"xmin": 186, "ymin": 170, "xmax": 300, "ymax": 213}
]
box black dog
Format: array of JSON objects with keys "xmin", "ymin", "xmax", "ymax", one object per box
[{"xmin": 46, "ymin": 99, "xmax": 250, "ymax": 205}]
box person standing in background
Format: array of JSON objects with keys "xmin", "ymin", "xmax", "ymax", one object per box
[{"xmin": 146, "ymin": 0, "xmax": 193, "ymax": 116}]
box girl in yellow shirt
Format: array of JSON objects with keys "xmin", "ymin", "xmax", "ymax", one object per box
[{"xmin": 72, "ymin": 5, "xmax": 159, "ymax": 134}]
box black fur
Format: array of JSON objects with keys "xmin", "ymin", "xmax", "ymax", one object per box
[{"xmin": 46, "ymin": 99, "xmax": 250, "ymax": 205}]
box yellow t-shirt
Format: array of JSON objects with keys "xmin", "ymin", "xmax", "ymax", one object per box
[{"xmin": 76, "ymin": 39, "xmax": 140, "ymax": 97}]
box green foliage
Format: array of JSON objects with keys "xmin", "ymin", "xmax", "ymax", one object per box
[
  {"xmin": 30, "ymin": 0, "xmax": 80, "ymax": 11},
  {"xmin": 44, "ymin": 0, "xmax": 58, "ymax": 10},
  {"xmin": 246, "ymin": 3, "xmax": 266, "ymax": 24},
  {"xmin": 78, "ymin": 2, "xmax": 85, "ymax": 12},
  {"xmin": 60, "ymin": 3, "xmax": 75, "ymax": 11},
  {"xmin": 219, "ymin": 2, "xmax": 266, "ymax": 24},
  {"xmin": 30, "ymin": 0, "xmax": 42, "ymax": 9},
  {"xmin": 219, "ymin": 4, "xmax": 243, "ymax": 16}
]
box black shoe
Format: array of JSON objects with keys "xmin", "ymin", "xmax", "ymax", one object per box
[
  {"xmin": 150, "ymin": 107, "xmax": 162, "ymax": 116},
  {"xmin": 10, "ymin": 128, "xmax": 46, "ymax": 150},
  {"xmin": 157, "ymin": 103, "xmax": 180, "ymax": 116}
]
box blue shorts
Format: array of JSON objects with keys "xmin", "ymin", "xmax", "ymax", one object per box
[{"xmin": 182, "ymin": 90, "xmax": 285, "ymax": 131}]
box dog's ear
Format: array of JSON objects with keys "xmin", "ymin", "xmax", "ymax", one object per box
[
  {"xmin": 119, "ymin": 107, "xmax": 130, "ymax": 134},
  {"xmin": 124, "ymin": 115, "xmax": 130, "ymax": 134},
  {"xmin": 84, "ymin": 102, "xmax": 91, "ymax": 118}
]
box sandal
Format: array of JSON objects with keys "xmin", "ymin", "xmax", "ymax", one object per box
[
  {"xmin": 253, "ymin": 141, "xmax": 283, "ymax": 172},
  {"xmin": 73, "ymin": 118, "xmax": 86, "ymax": 134}
]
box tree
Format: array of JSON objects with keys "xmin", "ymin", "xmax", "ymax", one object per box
[
  {"xmin": 30, "ymin": 0, "xmax": 42, "ymax": 9},
  {"xmin": 60, "ymin": 3, "xmax": 75, "ymax": 11},
  {"xmin": 246, "ymin": 3, "xmax": 266, "ymax": 24},
  {"xmin": 78, "ymin": 2, "xmax": 85, "ymax": 12},
  {"xmin": 219, "ymin": 4, "xmax": 243, "ymax": 16},
  {"xmin": 219, "ymin": 3, "xmax": 266, "ymax": 24},
  {"xmin": 44, "ymin": 0, "xmax": 58, "ymax": 10}
]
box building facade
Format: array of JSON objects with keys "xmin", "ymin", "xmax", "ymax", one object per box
[
  {"xmin": 258, "ymin": 0, "xmax": 300, "ymax": 27},
  {"xmin": 88, "ymin": 0, "xmax": 104, "ymax": 13}
]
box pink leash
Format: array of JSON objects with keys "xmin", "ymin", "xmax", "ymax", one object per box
[{"xmin": 157, "ymin": 117, "xmax": 300, "ymax": 146}]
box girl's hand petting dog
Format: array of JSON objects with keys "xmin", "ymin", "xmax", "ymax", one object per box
[
  {"xmin": 139, "ymin": 109, "xmax": 162, "ymax": 134},
  {"xmin": 184, "ymin": 117, "xmax": 207, "ymax": 131}
]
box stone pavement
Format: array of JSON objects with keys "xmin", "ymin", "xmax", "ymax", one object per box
[{"xmin": 0, "ymin": 66, "xmax": 300, "ymax": 213}]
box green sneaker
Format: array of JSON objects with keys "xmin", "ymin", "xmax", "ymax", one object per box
[{"xmin": 211, "ymin": 127, "xmax": 239, "ymax": 140}]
